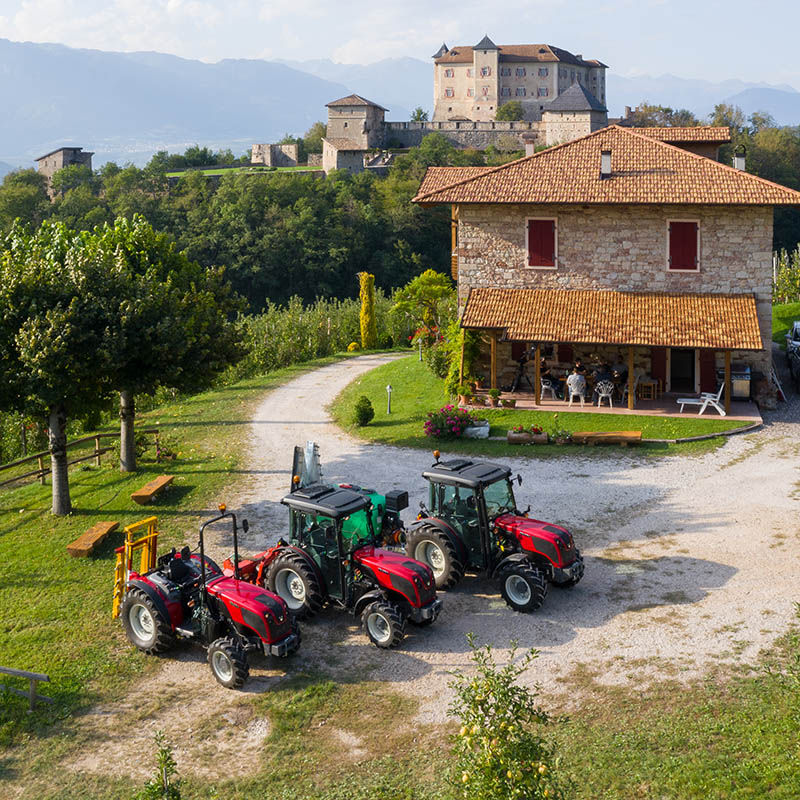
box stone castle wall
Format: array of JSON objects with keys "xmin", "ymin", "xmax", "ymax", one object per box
[
  {"xmin": 383, "ymin": 120, "xmax": 543, "ymax": 149},
  {"xmin": 251, "ymin": 143, "xmax": 299, "ymax": 167},
  {"xmin": 456, "ymin": 203, "xmax": 774, "ymax": 375}
]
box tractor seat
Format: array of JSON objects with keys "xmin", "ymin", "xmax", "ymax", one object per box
[{"xmin": 167, "ymin": 556, "xmax": 192, "ymax": 583}]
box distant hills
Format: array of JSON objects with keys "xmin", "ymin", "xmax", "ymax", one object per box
[{"xmin": 1, "ymin": 39, "xmax": 799, "ymax": 172}]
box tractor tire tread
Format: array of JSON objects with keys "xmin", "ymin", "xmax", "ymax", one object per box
[
  {"xmin": 361, "ymin": 600, "xmax": 406, "ymax": 649},
  {"xmin": 207, "ymin": 636, "xmax": 249, "ymax": 689},
  {"xmin": 498, "ymin": 560, "xmax": 548, "ymax": 613},
  {"xmin": 265, "ymin": 551, "xmax": 324, "ymax": 619},
  {"xmin": 120, "ymin": 587, "xmax": 175, "ymax": 655},
  {"xmin": 406, "ymin": 525, "xmax": 465, "ymax": 590}
]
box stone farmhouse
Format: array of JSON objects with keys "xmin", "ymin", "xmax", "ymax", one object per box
[
  {"xmin": 412, "ymin": 125, "xmax": 800, "ymax": 411},
  {"xmin": 35, "ymin": 146, "xmax": 93, "ymax": 196},
  {"xmin": 432, "ymin": 35, "xmax": 607, "ymax": 122}
]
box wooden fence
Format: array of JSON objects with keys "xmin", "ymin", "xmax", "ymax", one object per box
[
  {"xmin": 0, "ymin": 428, "xmax": 159, "ymax": 489},
  {"xmin": 0, "ymin": 665, "xmax": 52, "ymax": 712}
]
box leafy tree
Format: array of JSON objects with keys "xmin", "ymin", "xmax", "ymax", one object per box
[
  {"xmin": 89, "ymin": 215, "xmax": 241, "ymax": 471},
  {"xmin": 411, "ymin": 107, "xmax": 429, "ymax": 122},
  {"xmin": 0, "ymin": 169, "xmax": 50, "ymax": 232},
  {"xmin": 50, "ymin": 164, "xmax": 96, "ymax": 195},
  {"xmin": 303, "ymin": 121, "xmax": 327, "ymax": 155},
  {"xmin": 391, "ymin": 268, "xmax": 455, "ymax": 332},
  {"xmin": 358, "ymin": 271, "xmax": 378, "ymax": 349},
  {"xmin": 0, "ymin": 221, "xmax": 117, "ymax": 515},
  {"xmin": 495, "ymin": 101, "xmax": 524, "ymax": 121},
  {"xmin": 625, "ymin": 102, "xmax": 700, "ymax": 127}
]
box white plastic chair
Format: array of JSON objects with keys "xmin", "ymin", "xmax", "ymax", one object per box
[
  {"xmin": 566, "ymin": 374, "xmax": 586, "ymax": 408},
  {"xmin": 677, "ymin": 383, "xmax": 726, "ymax": 416},
  {"xmin": 595, "ymin": 380, "xmax": 614, "ymax": 408},
  {"xmin": 620, "ymin": 373, "xmax": 641, "ymax": 407},
  {"xmin": 540, "ymin": 377, "xmax": 558, "ymax": 400}
]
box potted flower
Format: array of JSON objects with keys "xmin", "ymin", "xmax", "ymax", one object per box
[
  {"xmin": 530, "ymin": 425, "xmax": 548, "ymax": 444},
  {"xmin": 488, "ymin": 388, "xmax": 501, "ymax": 407},
  {"xmin": 501, "ymin": 397, "xmax": 517, "ymax": 408},
  {"xmin": 507, "ymin": 424, "xmax": 532, "ymax": 444},
  {"xmin": 457, "ymin": 382, "xmax": 473, "ymax": 407}
]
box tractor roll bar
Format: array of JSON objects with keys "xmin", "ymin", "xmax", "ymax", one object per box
[{"xmin": 198, "ymin": 506, "xmax": 242, "ymax": 593}]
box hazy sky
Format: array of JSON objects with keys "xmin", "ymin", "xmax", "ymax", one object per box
[{"xmin": 0, "ymin": 0, "xmax": 798, "ymax": 88}]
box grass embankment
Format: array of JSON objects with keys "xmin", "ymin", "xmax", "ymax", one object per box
[
  {"xmin": 773, "ymin": 301, "xmax": 800, "ymax": 344},
  {"xmin": 331, "ymin": 356, "xmax": 747, "ymax": 457},
  {"xmin": 165, "ymin": 165, "xmax": 321, "ymax": 178}
]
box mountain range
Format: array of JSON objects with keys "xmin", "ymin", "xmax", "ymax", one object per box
[{"xmin": 1, "ymin": 38, "xmax": 799, "ymax": 171}]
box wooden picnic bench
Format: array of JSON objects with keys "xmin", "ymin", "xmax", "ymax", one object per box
[
  {"xmin": 66, "ymin": 521, "xmax": 119, "ymax": 557},
  {"xmin": 131, "ymin": 475, "xmax": 175, "ymax": 505},
  {"xmin": 572, "ymin": 431, "xmax": 642, "ymax": 447}
]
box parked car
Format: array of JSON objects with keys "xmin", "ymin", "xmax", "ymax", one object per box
[{"xmin": 785, "ymin": 321, "xmax": 800, "ymax": 363}]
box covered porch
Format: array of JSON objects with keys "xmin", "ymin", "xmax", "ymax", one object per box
[{"xmin": 460, "ymin": 287, "xmax": 766, "ymax": 418}]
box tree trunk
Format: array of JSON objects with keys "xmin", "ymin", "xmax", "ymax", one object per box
[
  {"xmin": 119, "ymin": 389, "xmax": 137, "ymax": 473},
  {"xmin": 48, "ymin": 405, "xmax": 71, "ymax": 516}
]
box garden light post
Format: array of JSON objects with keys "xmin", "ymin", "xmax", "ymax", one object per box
[
  {"xmin": 386, "ymin": 384, "xmax": 393, "ymax": 414},
  {"xmin": 418, "ymin": 338, "xmax": 422, "ymax": 361}
]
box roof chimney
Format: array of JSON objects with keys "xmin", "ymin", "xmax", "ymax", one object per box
[
  {"xmin": 733, "ymin": 144, "xmax": 746, "ymax": 171},
  {"xmin": 575, "ymin": 54, "xmax": 582, "ymax": 60},
  {"xmin": 600, "ymin": 149, "xmax": 612, "ymax": 179},
  {"xmin": 521, "ymin": 133, "xmax": 537, "ymax": 157}
]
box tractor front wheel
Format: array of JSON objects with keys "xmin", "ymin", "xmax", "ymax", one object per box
[
  {"xmin": 498, "ymin": 561, "xmax": 548, "ymax": 613},
  {"xmin": 362, "ymin": 601, "xmax": 406, "ymax": 648},
  {"xmin": 266, "ymin": 553, "xmax": 324, "ymax": 619},
  {"xmin": 208, "ymin": 637, "xmax": 249, "ymax": 689},
  {"xmin": 406, "ymin": 526, "xmax": 464, "ymax": 590},
  {"xmin": 120, "ymin": 588, "xmax": 175, "ymax": 654}
]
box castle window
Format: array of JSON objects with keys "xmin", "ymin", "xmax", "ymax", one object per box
[
  {"xmin": 481, "ymin": 66, "xmax": 491, "ymax": 76},
  {"xmin": 466, "ymin": 68, "xmax": 473, "ymax": 77},
  {"xmin": 538, "ymin": 68, "xmax": 549, "ymax": 77},
  {"xmin": 445, "ymin": 88, "xmax": 454, "ymax": 97},
  {"xmin": 570, "ymin": 70, "xmax": 575, "ymax": 82},
  {"xmin": 538, "ymin": 87, "xmax": 549, "ymax": 97},
  {"xmin": 501, "ymin": 87, "xmax": 511, "ymax": 97},
  {"xmin": 467, "ymin": 88, "xmax": 475, "ymax": 97},
  {"xmin": 445, "ymin": 68, "xmax": 454, "ymax": 78},
  {"xmin": 516, "ymin": 87, "xmax": 526, "ymax": 96},
  {"xmin": 516, "ymin": 67, "xmax": 526, "ymax": 77},
  {"xmin": 482, "ymin": 86, "xmax": 489, "ymax": 96},
  {"xmin": 500, "ymin": 67, "xmax": 511, "ymax": 76}
]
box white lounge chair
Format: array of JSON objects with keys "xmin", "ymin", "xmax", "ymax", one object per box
[{"xmin": 677, "ymin": 383, "xmax": 726, "ymax": 416}]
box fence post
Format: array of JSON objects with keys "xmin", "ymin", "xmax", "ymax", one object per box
[
  {"xmin": 95, "ymin": 436, "xmax": 101, "ymax": 467},
  {"xmin": 38, "ymin": 456, "xmax": 45, "ymax": 485}
]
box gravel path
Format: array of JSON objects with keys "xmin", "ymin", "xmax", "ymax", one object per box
[{"xmin": 222, "ymin": 352, "xmax": 800, "ymax": 722}]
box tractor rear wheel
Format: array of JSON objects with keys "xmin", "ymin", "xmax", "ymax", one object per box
[
  {"xmin": 498, "ymin": 561, "xmax": 548, "ymax": 613},
  {"xmin": 207, "ymin": 637, "xmax": 249, "ymax": 689},
  {"xmin": 406, "ymin": 526, "xmax": 464, "ymax": 590},
  {"xmin": 266, "ymin": 553, "xmax": 324, "ymax": 619},
  {"xmin": 362, "ymin": 601, "xmax": 405, "ymax": 648},
  {"xmin": 120, "ymin": 588, "xmax": 175, "ymax": 654}
]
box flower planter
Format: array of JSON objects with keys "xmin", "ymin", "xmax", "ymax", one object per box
[
  {"xmin": 531, "ymin": 433, "xmax": 549, "ymax": 444},
  {"xmin": 501, "ymin": 399, "xmax": 517, "ymax": 408},
  {"xmin": 488, "ymin": 397, "xmax": 500, "ymax": 407},
  {"xmin": 458, "ymin": 395, "xmax": 473, "ymax": 407},
  {"xmin": 507, "ymin": 431, "xmax": 533, "ymax": 444},
  {"xmin": 463, "ymin": 420, "xmax": 490, "ymax": 439}
]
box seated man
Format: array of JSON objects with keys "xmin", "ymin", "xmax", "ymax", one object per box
[
  {"xmin": 573, "ymin": 358, "xmax": 588, "ymax": 375},
  {"xmin": 566, "ymin": 368, "xmax": 587, "ymax": 401},
  {"xmin": 540, "ymin": 359, "xmax": 564, "ymax": 399}
]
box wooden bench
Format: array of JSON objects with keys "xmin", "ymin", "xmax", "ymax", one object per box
[
  {"xmin": 572, "ymin": 431, "xmax": 642, "ymax": 447},
  {"xmin": 131, "ymin": 475, "xmax": 175, "ymax": 505},
  {"xmin": 66, "ymin": 521, "xmax": 119, "ymax": 557}
]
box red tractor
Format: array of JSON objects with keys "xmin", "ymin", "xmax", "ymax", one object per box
[
  {"xmin": 224, "ymin": 483, "xmax": 442, "ymax": 648},
  {"xmin": 114, "ymin": 506, "xmax": 300, "ymax": 688},
  {"xmin": 406, "ymin": 453, "xmax": 584, "ymax": 612}
]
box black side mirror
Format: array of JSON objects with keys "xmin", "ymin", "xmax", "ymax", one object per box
[
  {"xmin": 242, "ymin": 519, "xmax": 249, "ymax": 533},
  {"xmin": 517, "ymin": 474, "xmax": 523, "ymax": 486}
]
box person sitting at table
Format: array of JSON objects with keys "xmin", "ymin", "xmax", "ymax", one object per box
[
  {"xmin": 566, "ymin": 368, "xmax": 587, "ymax": 402},
  {"xmin": 540, "ymin": 359, "xmax": 564, "ymax": 399},
  {"xmin": 611, "ymin": 360, "xmax": 628, "ymax": 384},
  {"xmin": 573, "ymin": 358, "xmax": 587, "ymax": 375}
]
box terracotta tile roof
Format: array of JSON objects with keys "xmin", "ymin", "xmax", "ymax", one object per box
[
  {"xmin": 462, "ymin": 288, "xmax": 763, "ymax": 350},
  {"xmin": 416, "ymin": 167, "xmax": 494, "ymax": 197},
  {"xmin": 545, "ymin": 83, "xmax": 606, "ymax": 113},
  {"xmin": 412, "ymin": 125, "xmax": 800, "ymax": 206},
  {"xmin": 632, "ymin": 127, "xmax": 731, "ymax": 143},
  {"xmin": 435, "ymin": 43, "xmax": 603, "ymax": 67},
  {"xmin": 326, "ymin": 94, "xmax": 388, "ymax": 111},
  {"xmin": 323, "ymin": 138, "xmax": 364, "ymax": 151}
]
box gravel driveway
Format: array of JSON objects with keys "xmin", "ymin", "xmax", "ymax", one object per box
[{"xmin": 220, "ymin": 352, "xmax": 800, "ymax": 722}]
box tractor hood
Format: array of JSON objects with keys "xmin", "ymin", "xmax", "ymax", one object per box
[
  {"xmin": 495, "ymin": 514, "xmax": 577, "ymax": 567},
  {"xmin": 353, "ymin": 546, "xmax": 437, "ymax": 607},
  {"xmin": 207, "ymin": 575, "xmax": 290, "ymax": 630}
]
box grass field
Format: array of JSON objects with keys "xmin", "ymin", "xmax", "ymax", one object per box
[
  {"xmin": 330, "ymin": 356, "xmax": 747, "ymax": 457},
  {"xmin": 166, "ymin": 165, "xmax": 321, "ymax": 178},
  {"xmin": 773, "ymin": 301, "xmax": 800, "ymax": 344}
]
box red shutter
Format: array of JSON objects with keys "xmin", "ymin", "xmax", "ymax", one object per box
[
  {"xmin": 699, "ymin": 350, "xmax": 717, "ymax": 392},
  {"xmin": 650, "ymin": 347, "xmax": 667, "ymax": 387},
  {"xmin": 528, "ymin": 220, "xmax": 556, "ymax": 267},
  {"xmin": 669, "ymin": 222, "xmax": 698, "ymax": 270}
]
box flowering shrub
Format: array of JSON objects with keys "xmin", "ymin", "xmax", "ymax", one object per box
[
  {"xmin": 409, "ymin": 325, "xmax": 442, "ymax": 348},
  {"xmin": 424, "ymin": 405, "xmax": 480, "ymax": 439},
  {"xmin": 347, "ymin": 341, "xmax": 360, "ymax": 352},
  {"xmin": 510, "ymin": 424, "xmax": 544, "ymax": 435}
]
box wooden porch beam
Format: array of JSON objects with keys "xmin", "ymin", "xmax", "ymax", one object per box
[
  {"xmin": 724, "ymin": 350, "xmax": 731, "ymax": 415},
  {"xmin": 458, "ymin": 333, "xmax": 465, "ymax": 386},
  {"xmin": 534, "ymin": 343, "xmax": 541, "ymax": 405},
  {"xmin": 627, "ymin": 346, "xmax": 635, "ymax": 410},
  {"xmin": 490, "ymin": 332, "xmax": 497, "ymax": 390}
]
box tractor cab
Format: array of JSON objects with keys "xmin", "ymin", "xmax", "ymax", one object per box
[{"xmin": 422, "ymin": 457, "xmax": 518, "ymax": 570}]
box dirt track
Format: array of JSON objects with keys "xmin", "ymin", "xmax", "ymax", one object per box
[{"xmin": 59, "ymin": 353, "xmax": 800, "ymax": 782}]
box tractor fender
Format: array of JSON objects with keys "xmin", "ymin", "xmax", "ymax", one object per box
[
  {"xmin": 407, "ymin": 517, "xmax": 468, "ymax": 565},
  {"xmin": 491, "ymin": 553, "xmax": 551, "ymax": 581},
  {"xmin": 352, "ymin": 589, "xmax": 387, "ymax": 618},
  {"xmin": 127, "ymin": 577, "xmax": 182, "ymax": 630}
]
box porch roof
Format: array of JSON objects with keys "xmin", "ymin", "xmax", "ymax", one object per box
[{"xmin": 461, "ymin": 288, "xmax": 764, "ymax": 350}]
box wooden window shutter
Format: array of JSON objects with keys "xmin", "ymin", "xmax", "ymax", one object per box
[
  {"xmin": 669, "ymin": 222, "xmax": 698, "ymax": 270},
  {"xmin": 527, "ymin": 220, "xmax": 556, "ymax": 267}
]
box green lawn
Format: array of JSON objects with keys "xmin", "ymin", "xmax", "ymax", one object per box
[
  {"xmin": 772, "ymin": 301, "xmax": 800, "ymax": 344},
  {"xmin": 330, "ymin": 356, "xmax": 748, "ymax": 457},
  {"xmin": 166, "ymin": 165, "xmax": 321, "ymax": 177}
]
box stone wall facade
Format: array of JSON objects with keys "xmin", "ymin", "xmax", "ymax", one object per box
[
  {"xmin": 251, "ymin": 143, "xmax": 299, "ymax": 167},
  {"xmin": 456, "ymin": 203, "xmax": 774, "ymax": 378},
  {"xmin": 384, "ymin": 119, "xmax": 542, "ymax": 149},
  {"xmin": 542, "ymin": 110, "xmax": 608, "ymax": 146}
]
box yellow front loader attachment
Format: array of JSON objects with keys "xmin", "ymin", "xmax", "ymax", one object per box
[{"xmin": 112, "ymin": 516, "xmax": 159, "ymax": 619}]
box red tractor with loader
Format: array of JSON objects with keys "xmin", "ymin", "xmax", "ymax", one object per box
[
  {"xmin": 406, "ymin": 453, "xmax": 584, "ymax": 612},
  {"xmin": 224, "ymin": 482, "xmax": 442, "ymax": 648},
  {"xmin": 113, "ymin": 506, "xmax": 300, "ymax": 688}
]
